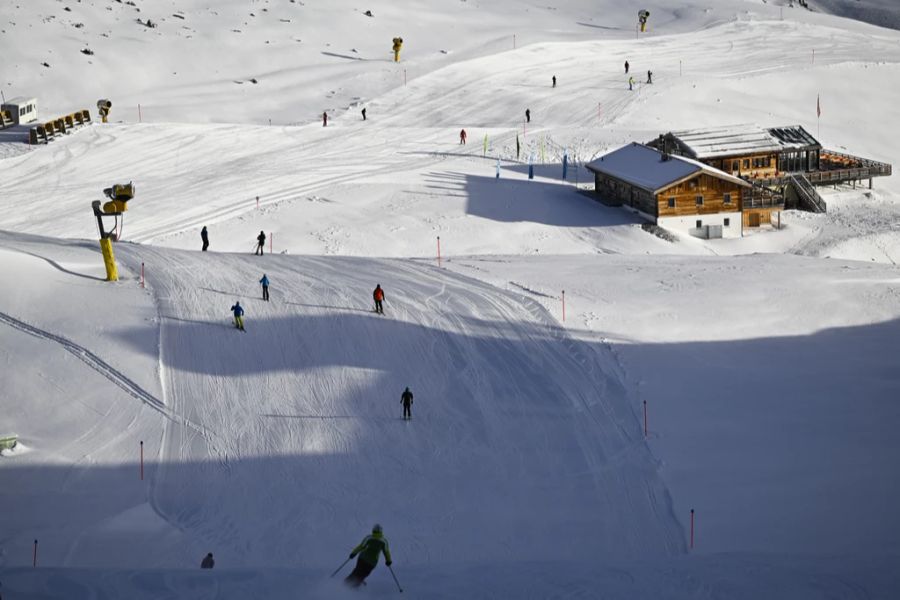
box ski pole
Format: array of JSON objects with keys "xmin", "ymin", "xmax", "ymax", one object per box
[
  {"xmin": 388, "ymin": 564, "xmax": 403, "ymax": 593},
  {"xmin": 330, "ymin": 556, "xmax": 352, "ymax": 578}
]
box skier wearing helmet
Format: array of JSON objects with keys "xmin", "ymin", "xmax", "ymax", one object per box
[
  {"xmin": 373, "ymin": 284, "xmax": 385, "ymax": 315},
  {"xmin": 345, "ymin": 523, "xmax": 392, "ymax": 587}
]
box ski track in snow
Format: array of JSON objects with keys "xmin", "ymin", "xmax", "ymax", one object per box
[{"xmin": 0, "ymin": 310, "xmax": 207, "ymax": 436}]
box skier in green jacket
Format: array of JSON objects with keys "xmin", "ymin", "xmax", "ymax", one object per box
[{"xmin": 345, "ymin": 523, "xmax": 392, "ymax": 587}]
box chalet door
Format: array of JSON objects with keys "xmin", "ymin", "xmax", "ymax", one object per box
[{"xmin": 749, "ymin": 212, "xmax": 761, "ymax": 228}]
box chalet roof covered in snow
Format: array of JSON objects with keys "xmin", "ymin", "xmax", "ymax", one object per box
[
  {"xmin": 660, "ymin": 124, "xmax": 821, "ymax": 159},
  {"xmin": 585, "ymin": 143, "xmax": 751, "ymax": 193}
]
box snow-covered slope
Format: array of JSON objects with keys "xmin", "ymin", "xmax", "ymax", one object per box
[
  {"xmin": 1, "ymin": 0, "xmax": 799, "ymax": 125},
  {"xmin": 2, "ymin": 1, "xmax": 900, "ymax": 598}
]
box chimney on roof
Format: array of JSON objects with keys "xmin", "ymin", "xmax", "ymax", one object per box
[{"xmin": 659, "ymin": 134, "xmax": 670, "ymax": 161}]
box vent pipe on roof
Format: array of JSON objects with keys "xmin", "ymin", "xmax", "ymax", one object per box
[{"xmin": 659, "ymin": 134, "xmax": 670, "ymax": 161}]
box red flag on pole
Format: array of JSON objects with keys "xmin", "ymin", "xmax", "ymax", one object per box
[{"xmin": 817, "ymin": 94, "xmax": 821, "ymax": 118}]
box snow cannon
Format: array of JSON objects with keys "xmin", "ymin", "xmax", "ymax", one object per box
[
  {"xmin": 102, "ymin": 182, "xmax": 134, "ymax": 215},
  {"xmin": 91, "ymin": 182, "xmax": 135, "ymax": 281},
  {"xmin": 638, "ymin": 10, "xmax": 650, "ymax": 33},
  {"xmin": 97, "ymin": 99, "xmax": 112, "ymax": 123},
  {"xmin": 392, "ymin": 37, "xmax": 403, "ymax": 62}
]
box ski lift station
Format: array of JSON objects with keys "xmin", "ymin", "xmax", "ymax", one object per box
[{"xmin": 1, "ymin": 96, "xmax": 38, "ymax": 125}]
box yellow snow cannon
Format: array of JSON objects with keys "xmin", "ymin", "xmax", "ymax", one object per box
[
  {"xmin": 102, "ymin": 182, "xmax": 134, "ymax": 215},
  {"xmin": 91, "ymin": 182, "xmax": 135, "ymax": 281},
  {"xmin": 97, "ymin": 99, "xmax": 112, "ymax": 123},
  {"xmin": 638, "ymin": 10, "xmax": 650, "ymax": 32}
]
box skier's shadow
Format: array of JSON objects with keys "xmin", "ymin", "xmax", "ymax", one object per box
[
  {"xmin": 201, "ymin": 286, "xmax": 245, "ymax": 298},
  {"xmin": 261, "ymin": 413, "xmax": 391, "ymax": 420},
  {"xmin": 285, "ymin": 301, "xmax": 372, "ymax": 314}
]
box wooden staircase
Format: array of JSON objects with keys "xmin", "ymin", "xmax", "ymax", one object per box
[{"xmin": 789, "ymin": 173, "xmax": 826, "ymax": 213}]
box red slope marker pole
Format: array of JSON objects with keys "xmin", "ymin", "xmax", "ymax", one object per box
[
  {"xmin": 643, "ymin": 400, "xmax": 648, "ymax": 437},
  {"xmin": 33, "ymin": 539, "xmax": 38, "ymax": 567},
  {"xmin": 437, "ymin": 236, "xmax": 441, "ymax": 267},
  {"xmin": 690, "ymin": 509, "xmax": 695, "ymax": 549},
  {"xmin": 256, "ymin": 195, "xmax": 260, "ymax": 209},
  {"xmin": 270, "ymin": 233, "xmax": 273, "ymax": 255},
  {"xmin": 561, "ymin": 290, "xmax": 566, "ymax": 322},
  {"xmin": 138, "ymin": 104, "xmax": 142, "ymax": 123},
  {"xmin": 140, "ymin": 441, "xmax": 144, "ymax": 481},
  {"xmin": 140, "ymin": 262, "xmax": 145, "ymax": 288}
]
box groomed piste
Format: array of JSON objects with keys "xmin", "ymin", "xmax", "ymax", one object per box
[{"xmin": 1, "ymin": 1, "xmax": 899, "ymax": 598}]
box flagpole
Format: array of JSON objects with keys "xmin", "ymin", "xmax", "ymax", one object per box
[{"xmin": 816, "ymin": 93, "xmax": 821, "ymax": 139}]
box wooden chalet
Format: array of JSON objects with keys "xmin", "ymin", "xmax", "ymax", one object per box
[
  {"xmin": 647, "ymin": 125, "xmax": 892, "ymax": 225},
  {"xmin": 585, "ymin": 143, "xmax": 750, "ymax": 239}
]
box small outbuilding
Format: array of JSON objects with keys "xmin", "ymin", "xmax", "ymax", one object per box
[
  {"xmin": 1, "ymin": 97, "xmax": 38, "ymax": 125},
  {"xmin": 585, "ymin": 143, "xmax": 752, "ymax": 239}
]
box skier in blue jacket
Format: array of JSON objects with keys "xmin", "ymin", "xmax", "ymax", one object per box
[
  {"xmin": 259, "ymin": 274, "xmax": 270, "ymax": 301},
  {"xmin": 230, "ymin": 301, "xmax": 245, "ymax": 330}
]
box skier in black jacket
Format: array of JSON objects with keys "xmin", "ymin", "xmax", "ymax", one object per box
[
  {"xmin": 401, "ymin": 387, "xmax": 414, "ymax": 420},
  {"xmin": 255, "ymin": 231, "xmax": 266, "ymax": 255}
]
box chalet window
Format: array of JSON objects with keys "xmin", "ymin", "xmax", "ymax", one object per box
[
  {"xmin": 742, "ymin": 159, "xmax": 750, "ymax": 169},
  {"xmin": 695, "ymin": 195, "xmax": 704, "ymax": 206},
  {"xmin": 724, "ymin": 218, "xmax": 731, "ymax": 227},
  {"xmin": 732, "ymin": 160, "xmax": 740, "ymax": 171},
  {"xmin": 696, "ymin": 220, "xmax": 702, "ymax": 228},
  {"xmin": 723, "ymin": 193, "xmax": 732, "ymax": 204},
  {"xmin": 667, "ymin": 197, "xmax": 676, "ymax": 208}
]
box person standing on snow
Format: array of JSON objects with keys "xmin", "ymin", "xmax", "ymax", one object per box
[
  {"xmin": 201, "ymin": 226, "xmax": 209, "ymax": 251},
  {"xmin": 322, "ymin": 111, "xmax": 328, "ymax": 127},
  {"xmin": 401, "ymin": 387, "xmax": 414, "ymax": 420},
  {"xmin": 230, "ymin": 302, "xmax": 245, "ymax": 331},
  {"xmin": 255, "ymin": 231, "xmax": 266, "ymax": 256},
  {"xmin": 260, "ymin": 274, "xmax": 270, "ymax": 302},
  {"xmin": 361, "ymin": 107, "xmax": 367, "ymax": 121},
  {"xmin": 552, "ymin": 75, "xmax": 556, "ymax": 88},
  {"xmin": 525, "ymin": 108, "xmax": 531, "ymax": 123},
  {"xmin": 201, "ymin": 552, "xmax": 215, "ymax": 569},
  {"xmin": 628, "ymin": 76, "xmax": 634, "ymax": 91},
  {"xmin": 624, "ymin": 60, "xmax": 629, "ymax": 74},
  {"xmin": 373, "ymin": 284, "xmax": 385, "ymax": 314},
  {"xmin": 459, "ymin": 129, "xmax": 467, "ymax": 144},
  {"xmin": 647, "ymin": 70, "xmax": 653, "ymax": 84},
  {"xmin": 345, "ymin": 524, "xmax": 392, "ymax": 588}
]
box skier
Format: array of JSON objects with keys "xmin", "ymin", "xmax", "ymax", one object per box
[
  {"xmin": 322, "ymin": 111, "xmax": 328, "ymax": 127},
  {"xmin": 201, "ymin": 552, "xmax": 215, "ymax": 569},
  {"xmin": 628, "ymin": 76, "xmax": 634, "ymax": 91},
  {"xmin": 373, "ymin": 284, "xmax": 385, "ymax": 314},
  {"xmin": 345, "ymin": 524, "xmax": 392, "ymax": 588},
  {"xmin": 260, "ymin": 273, "xmax": 270, "ymax": 301},
  {"xmin": 255, "ymin": 231, "xmax": 266, "ymax": 256},
  {"xmin": 624, "ymin": 60, "xmax": 629, "ymax": 74},
  {"xmin": 525, "ymin": 108, "xmax": 531, "ymax": 123},
  {"xmin": 401, "ymin": 387, "xmax": 413, "ymax": 420},
  {"xmin": 230, "ymin": 302, "xmax": 245, "ymax": 331},
  {"xmin": 361, "ymin": 107, "xmax": 367, "ymax": 121},
  {"xmin": 552, "ymin": 75, "xmax": 556, "ymax": 88},
  {"xmin": 647, "ymin": 70, "xmax": 653, "ymax": 84},
  {"xmin": 459, "ymin": 128, "xmax": 467, "ymax": 144},
  {"xmin": 201, "ymin": 226, "xmax": 209, "ymax": 252}
]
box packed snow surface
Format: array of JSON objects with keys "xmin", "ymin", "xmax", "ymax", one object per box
[{"xmin": 2, "ymin": 0, "xmax": 900, "ymax": 598}]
